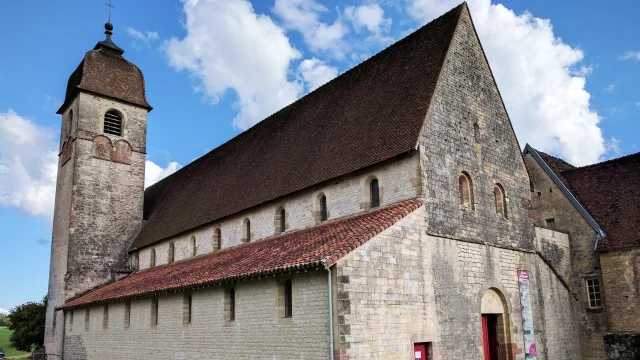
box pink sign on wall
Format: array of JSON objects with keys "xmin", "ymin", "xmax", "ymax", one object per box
[{"xmin": 518, "ymin": 270, "xmax": 537, "ymax": 360}]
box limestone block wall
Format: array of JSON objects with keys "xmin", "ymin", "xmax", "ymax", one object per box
[
  {"xmin": 524, "ymin": 153, "xmax": 607, "ymax": 360},
  {"xmin": 63, "ymin": 271, "xmax": 329, "ymax": 360},
  {"xmin": 332, "ymin": 206, "xmax": 580, "ymax": 360},
  {"xmin": 134, "ymin": 153, "xmax": 421, "ymax": 270},
  {"xmin": 418, "ymin": 7, "xmax": 535, "ymax": 252},
  {"xmin": 534, "ymin": 226, "xmax": 571, "ymax": 282},
  {"xmin": 600, "ymin": 248, "xmax": 640, "ymax": 333}
]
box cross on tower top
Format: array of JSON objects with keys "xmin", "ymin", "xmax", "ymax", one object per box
[{"xmin": 106, "ymin": 0, "xmax": 115, "ymax": 22}]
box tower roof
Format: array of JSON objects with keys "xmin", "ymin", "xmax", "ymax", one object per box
[{"xmin": 57, "ymin": 23, "xmax": 151, "ymax": 114}]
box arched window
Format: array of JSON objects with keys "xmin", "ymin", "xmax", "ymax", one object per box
[
  {"xmin": 228, "ymin": 288, "xmax": 236, "ymax": 321},
  {"xmin": 103, "ymin": 110, "xmax": 123, "ymax": 136},
  {"xmin": 243, "ymin": 219, "xmax": 251, "ymax": 243},
  {"xmin": 68, "ymin": 109, "xmax": 74, "ymax": 136},
  {"xmin": 459, "ymin": 172, "xmax": 474, "ymax": 209},
  {"xmin": 168, "ymin": 243, "xmax": 175, "ymax": 263},
  {"xmin": 213, "ymin": 228, "xmax": 221, "ymax": 251},
  {"xmin": 473, "ymin": 122, "xmax": 480, "ymax": 143},
  {"xmin": 284, "ymin": 279, "xmax": 293, "ymax": 318},
  {"xmin": 150, "ymin": 249, "xmax": 156, "ymax": 268},
  {"xmin": 276, "ymin": 207, "xmax": 286, "ymax": 234},
  {"xmin": 494, "ymin": 184, "xmax": 508, "ymax": 219},
  {"xmin": 320, "ymin": 195, "xmax": 328, "ymax": 222},
  {"xmin": 190, "ymin": 236, "xmax": 197, "ymax": 257},
  {"xmin": 370, "ymin": 178, "xmax": 380, "ymax": 208}
]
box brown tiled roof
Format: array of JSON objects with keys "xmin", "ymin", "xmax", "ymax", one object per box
[
  {"xmin": 58, "ymin": 47, "xmax": 151, "ymax": 114},
  {"xmin": 60, "ymin": 199, "xmax": 424, "ymax": 310},
  {"xmin": 535, "ymin": 149, "xmax": 640, "ymax": 250},
  {"xmin": 561, "ymin": 153, "xmax": 640, "ymax": 250},
  {"xmin": 132, "ymin": 4, "xmax": 466, "ymax": 250}
]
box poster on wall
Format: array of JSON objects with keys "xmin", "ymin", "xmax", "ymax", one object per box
[{"xmin": 517, "ymin": 270, "xmax": 537, "ymax": 360}]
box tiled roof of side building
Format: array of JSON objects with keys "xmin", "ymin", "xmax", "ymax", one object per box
[
  {"xmin": 59, "ymin": 199, "xmax": 424, "ymax": 310},
  {"xmin": 561, "ymin": 152, "xmax": 640, "ymax": 251},
  {"xmin": 536, "ymin": 151, "xmax": 575, "ymax": 188},
  {"xmin": 132, "ymin": 4, "xmax": 467, "ymax": 251}
]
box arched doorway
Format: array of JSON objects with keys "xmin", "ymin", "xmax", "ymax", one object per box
[{"xmin": 480, "ymin": 288, "xmax": 513, "ymax": 360}]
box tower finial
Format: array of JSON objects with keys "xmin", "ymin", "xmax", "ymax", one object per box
[{"xmin": 94, "ymin": 17, "xmax": 124, "ymax": 55}]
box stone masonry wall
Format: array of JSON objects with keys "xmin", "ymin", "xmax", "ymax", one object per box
[
  {"xmin": 524, "ymin": 153, "xmax": 607, "ymax": 360},
  {"xmin": 134, "ymin": 152, "xmax": 421, "ymax": 270},
  {"xmin": 63, "ymin": 271, "xmax": 329, "ymax": 360},
  {"xmin": 600, "ymin": 248, "xmax": 640, "ymax": 333},
  {"xmin": 333, "ymin": 206, "xmax": 580, "ymax": 360},
  {"xmin": 418, "ymin": 6, "xmax": 535, "ymax": 252}
]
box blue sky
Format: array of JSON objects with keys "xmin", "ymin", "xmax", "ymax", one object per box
[{"xmin": 0, "ymin": 0, "xmax": 638, "ymax": 312}]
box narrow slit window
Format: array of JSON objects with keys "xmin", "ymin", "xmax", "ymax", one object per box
[
  {"xmin": 276, "ymin": 208, "xmax": 286, "ymax": 234},
  {"xmin": 103, "ymin": 110, "xmax": 123, "ymax": 136},
  {"xmin": 370, "ymin": 179, "xmax": 380, "ymax": 208},
  {"xmin": 151, "ymin": 297, "xmax": 159, "ymax": 326},
  {"xmin": 150, "ymin": 249, "xmax": 156, "ymax": 268},
  {"xmin": 545, "ymin": 218, "xmax": 556, "ymax": 229},
  {"xmin": 586, "ymin": 278, "xmax": 602, "ymax": 308},
  {"xmin": 124, "ymin": 301, "xmax": 131, "ymax": 328},
  {"xmin": 243, "ymin": 219, "xmax": 251, "ymax": 243},
  {"xmin": 320, "ymin": 195, "xmax": 328, "ymax": 222},
  {"xmin": 183, "ymin": 294, "xmax": 192, "ymax": 324},
  {"xmin": 190, "ymin": 236, "xmax": 197, "ymax": 257},
  {"xmin": 103, "ymin": 305, "xmax": 109, "ymax": 329},
  {"xmin": 213, "ymin": 228, "xmax": 221, "ymax": 251},
  {"xmin": 85, "ymin": 308, "xmax": 90, "ymax": 331},
  {"xmin": 473, "ymin": 122, "xmax": 480, "ymax": 143},
  {"xmin": 228, "ymin": 288, "xmax": 236, "ymax": 321},
  {"xmin": 132, "ymin": 253, "xmax": 139, "ymax": 271},
  {"xmin": 168, "ymin": 243, "xmax": 175, "ymax": 263},
  {"xmin": 284, "ymin": 279, "xmax": 293, "ymax": 318}
]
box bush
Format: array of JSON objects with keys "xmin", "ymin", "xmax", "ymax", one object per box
[{"xmin": 8, "ymin": 296, "xmax": 47, "ymax": 353}]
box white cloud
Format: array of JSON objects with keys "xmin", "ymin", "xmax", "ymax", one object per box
[
  {"xmin": 635, "ymin": 102, "xmax": 640, "ymax": 110},
  {"xmin": 345, "ymin": 4, "xmax": 391, "ymax": 35},
  {"xmin": 166, "ymin": 0, "xmax": 303, "ymax": 130},
  {"xmin": 0, "ymin": 308, "xmax": 9, "ymax": 315},
  {"xmin": 408, "ymin": 0, "xmax": 605, "ymax": 165},
  {"xmin": 144, "ymin": 161, "xmax": 181, "ymax": 188},
  {"xmin": 273, "ymin": 0, "xmax": 349, "ymax": 58},
  {"xmin": 297, "ymin": 58, "xmax": 338, "ymax": 91},
  {"xmin": 0, "ymin": 110, "xmax": 58, "ymax": 222},
  {"xmin": 605, "ymin": 83, "xmax": 616, "ymax": 92},
  {"xmin": 605, "ymin": 137, "xmax": 622, "ymax": 157},
  {"xmin": 127, "ymin": 27, "xmax": 160, "ymax": 44},
  {"xmin": 618, "ymin": 51, "xmax": 640, "ymax": 61}
]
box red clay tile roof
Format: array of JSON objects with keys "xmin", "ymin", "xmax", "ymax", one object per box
[
  {"xmin": 131, "ymin": 4, "xmax": 466, "ymax": 251},
  {"xmin": 58, "ymin": 47, "xmax": 151, "ymax": 114},
  {"xmin": 60, "ymin": 199, "xmax": 424, "ymax": 310},
  {"xmin": 536, "ymin": 150, "xmax": 640, "ymax": 251}
]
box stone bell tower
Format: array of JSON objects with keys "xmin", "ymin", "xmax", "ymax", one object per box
[{"xmin": 44, "ymin": 22, "xmax": 152, "ymax": 356}]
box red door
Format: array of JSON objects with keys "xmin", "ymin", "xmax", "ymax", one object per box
[
  {"xmin": 414, "ymin": 343, "xmax": 428, "ymax": 360},
  {"xmin": 482, "ymin": 315, "xmax": 499, "ymax": 360}
]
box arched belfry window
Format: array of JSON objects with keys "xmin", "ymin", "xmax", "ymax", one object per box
[
  {"xmin": 103, "ymin": 110, "xmax": 123, "ymax": 136},
  {"xmin": 213, "ymin": 228, "xmax": 221, "ymax": 251},
  {"xmin": 320, "ymin": 195, "xmax": 328, "ymax": 222},
  {"xmin": 459, "ymin": 172, "xmax": 474, "ymax": 209},
  {"xmin": 494, "ymin": 184, "xmax": 508, "ymax": 219},
  {"xmin": 370, "ymin": 178, "xmax": 380, "ymax": 208}
]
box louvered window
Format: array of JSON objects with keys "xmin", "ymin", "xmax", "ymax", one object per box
[{"xmin": 103, "ymin": 110, "xmax": 123, "ymax": 136}]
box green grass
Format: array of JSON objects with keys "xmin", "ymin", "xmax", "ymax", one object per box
[{"xmin": 0, "ymin": 327, "xmax": 29, "ymax": 357}]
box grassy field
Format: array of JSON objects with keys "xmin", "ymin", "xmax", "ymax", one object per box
[{"xmin": 0, "ymin": 327, "xmax": 29, "ymax": 358}]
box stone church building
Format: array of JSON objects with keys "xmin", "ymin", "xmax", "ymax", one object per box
[{"xmin": 42, "ymin": 3, "xmax": 638, "ymax": 360}]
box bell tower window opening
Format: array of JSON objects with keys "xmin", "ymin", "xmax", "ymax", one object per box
[{"xmin": 103, "ymin": 110, "xmax": 123, "ymax": 136}]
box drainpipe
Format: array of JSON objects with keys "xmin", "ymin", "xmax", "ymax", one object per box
[
  {"xmin": 327, "ymin": 267, "xmax": 334, "ymax": 360},
  {"xmin": 60, "ymin": 310, "xmax": 66, "ymax": 359}
]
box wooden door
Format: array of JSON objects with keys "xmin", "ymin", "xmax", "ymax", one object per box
[{"xmin": 414, "ymin": 343, "xmax": 428, "ymax": 360}]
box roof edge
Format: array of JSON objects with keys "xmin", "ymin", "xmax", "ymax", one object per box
[
  {"xmin": 57, "ymin": 87, "xmax": 153, "ymax": 115},
  {"xmin": 523, "ymin": 144, "xmax": 605, "ymax": 244}
]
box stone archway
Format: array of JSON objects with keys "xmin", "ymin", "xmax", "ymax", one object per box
[{"xmin": 480, "ymin": 288, "xmax": 514, "ymax": 360}]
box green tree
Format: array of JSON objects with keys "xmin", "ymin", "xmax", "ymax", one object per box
[
  {"xmin": 0, "ymin": 313, "xmax": 11, "ymax": 327},
  {"xmin": 8, "ymin": 296, "xmax": 47, "ymax": 352}
]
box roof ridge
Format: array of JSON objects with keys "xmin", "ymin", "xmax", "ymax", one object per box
[{"xmin": 564, "ymin": 151, "xmax": 640, "ymax": 173}]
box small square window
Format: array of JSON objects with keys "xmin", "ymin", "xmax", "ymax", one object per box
[
  {"xmin": 545, "ymin": 218, "xmax": 556, "ymax": 229},
  {"xmin": 586, "ymin": 278, "xmax": 602, "ymax": 308}
]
